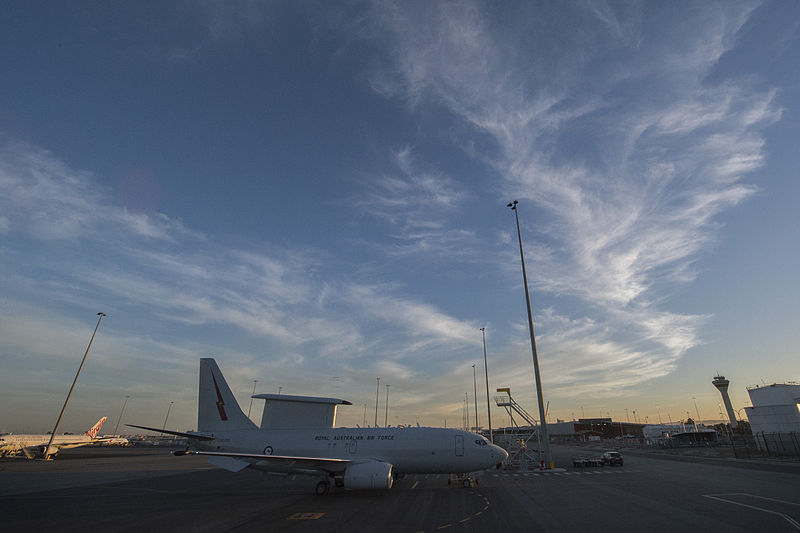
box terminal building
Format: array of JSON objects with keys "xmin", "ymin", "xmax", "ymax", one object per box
[
  {"xmin": 544, "ymin": 418, "xmax": 645, "ymax": 442},
  {"xmin": 543, "ymin": 418, "xmax": 717, "ymax": 447}
]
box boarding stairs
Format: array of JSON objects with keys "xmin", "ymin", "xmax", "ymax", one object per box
[{"xmin": 494, "ymin": 393, "xmax": 543, "ymax": 470}]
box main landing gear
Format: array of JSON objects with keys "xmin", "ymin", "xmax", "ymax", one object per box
[
  {"xmin": 315, "ymin": 480, "xmax": 330, "ymax": 496},
  {"xmin": 315, "ymin": 473, "xmax": 344, "ymax": 495}
]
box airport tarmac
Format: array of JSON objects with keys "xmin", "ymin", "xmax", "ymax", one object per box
[{"xmin": 1, "ymin": 444, "xmax": 798, "ymax": 532}]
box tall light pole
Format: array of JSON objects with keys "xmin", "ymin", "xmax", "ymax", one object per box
[
  {"xmin": 481, "ymin": 328, "xmax": 493, "ymax": 442},
  {"xmin": 384, "ymin": 384, "xmax": 390, "ymax": 427},
  {"xmin": 44, "ymin": 312, "xmax": 106, "ymax": 460},
  {"xmin": 507, "ymin": 200, "xmax": 553, "ymax": 468},
  {"xmin": 247, "ymin": 379, "xmax": 259, "ymax": 419},
  {"xmin": 472, "ymin": 364, "xmax": 479, "ymax": 432},
  {"xmin": 383, "ymin": 384, "xmax": 389, "ymax": 428},
  {"xmin": 113, "ymin": 395, "xmax": 130, "ymax": 435},
  {"xmin": 374, "ymin": 377, "xmax": 380, "ymax": 427},
  {"xmin": 162, "ymin": 401, "xmax": 174, "ymax": 431},
  {"xmin": 692, "ymin": 397, "xmax": 701, "ymax": 424},
  {"xmin": 465, "ymin": 392, "xmax": 469, "ymax": 431}
]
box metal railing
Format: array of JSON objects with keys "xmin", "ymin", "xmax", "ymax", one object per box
[{"xmin": 493, "ymin": 394, "xmax": 542, "ymax": 468}]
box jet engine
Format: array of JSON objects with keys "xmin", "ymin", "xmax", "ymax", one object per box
[{"xmin": 343, "ymin": 460, "xmax": 394, "ymax": 490}]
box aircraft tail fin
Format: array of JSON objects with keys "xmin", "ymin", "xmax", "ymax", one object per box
[
  {"xmin": 198, "ymin": 358, "xmax": 257, "ymax": 432},
  {"xmin": 85, "ymin": 417, "xmax": 107, "ymax": 439}
]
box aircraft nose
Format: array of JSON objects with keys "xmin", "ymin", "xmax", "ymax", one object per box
[{"xmin": 491, "ymin": 444, "xmax": 508, "ymax": 465}]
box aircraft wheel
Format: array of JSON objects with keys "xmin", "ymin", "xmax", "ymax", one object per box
[
  {"xmin": 315, "ymin": 480, "xmax": 330, "ymax": 496},
  {"xmin": 462, "ymin": 479, "xmax": 471, "ymax": 488}
]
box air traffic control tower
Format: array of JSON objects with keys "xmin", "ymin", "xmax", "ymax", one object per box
[{"xmin": 712, "ymin": 375, "xmax": 738, "ymax": 428}]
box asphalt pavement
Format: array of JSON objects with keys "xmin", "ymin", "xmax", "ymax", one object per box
[{"xmin": 1, "ymin": 445, "xmax": 798, "ymax": 532}]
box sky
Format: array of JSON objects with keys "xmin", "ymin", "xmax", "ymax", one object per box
[{"xmin": 1, "ymin": 1, "xmax": 798, "ymax": 434}]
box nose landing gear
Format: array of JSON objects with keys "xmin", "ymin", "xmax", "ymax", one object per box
[{"xmin": 448, "ymin": 473, "xmax": 478, "ymax": 487}]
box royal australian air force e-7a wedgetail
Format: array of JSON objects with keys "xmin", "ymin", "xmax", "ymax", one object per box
[{"xmin": 129, "ymin": 358, "xmax": 507, "ymax": 495}]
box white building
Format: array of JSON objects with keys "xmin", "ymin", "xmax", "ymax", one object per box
[{"xmin": 744, "ymin": 383, "xmax": 800, "ymax": 434}]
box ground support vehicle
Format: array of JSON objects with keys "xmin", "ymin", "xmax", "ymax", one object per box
[{"xmin": 572, "ymin": 456, "xmax": 605, "ymax": 467}]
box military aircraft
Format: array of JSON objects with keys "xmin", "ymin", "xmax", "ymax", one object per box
[
  {"xmin": 130, "ymin": 358, "xmax": 507, "ymax": 494},
  {"xmin": 0, "ymin": 417, "xmax": 108, "ymax": 458}
]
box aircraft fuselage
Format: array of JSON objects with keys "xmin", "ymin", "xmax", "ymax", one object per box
[{"xmin": 197, "ymin": 426, "xmax": 504, "ymax": 474}]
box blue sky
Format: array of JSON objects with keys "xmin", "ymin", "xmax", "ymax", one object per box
[{"xmin": 1, "ymin": 1, "xmax": 798, "ymax": 434}]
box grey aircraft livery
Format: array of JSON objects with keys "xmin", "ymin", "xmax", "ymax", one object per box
[{"xmin": 130, "ymin": 358, "xmax": 507, "ymax": 494}]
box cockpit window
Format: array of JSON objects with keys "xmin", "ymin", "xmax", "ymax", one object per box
[{"xmin": 474, "ymin": 439, "xmax": 487, "ymax": 446}]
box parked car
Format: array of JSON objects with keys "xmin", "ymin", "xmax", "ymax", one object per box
[{"xmin": 601, "ymin": 451, "xmax": 624, "ymax": 466}]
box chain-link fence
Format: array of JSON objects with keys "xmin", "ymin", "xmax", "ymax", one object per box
[{"xmin": 730, "ymin": 432, "xmax": 800, "ymax": 459}]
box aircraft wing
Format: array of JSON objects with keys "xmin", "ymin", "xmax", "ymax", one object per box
[
  {"xmin": 18, "ymin": 439, "xmax": 96, "ymax": 458},
  {"xmin": 126, "ymin": 424, "xmax": 215, "ymax": 441},
  {"xmin": 174, "ymin": 449, "xmax": 351, "ymax": 475},
  {"xmin": 58, "ymin": 441, "xmax": 102, "ymax": 450}
]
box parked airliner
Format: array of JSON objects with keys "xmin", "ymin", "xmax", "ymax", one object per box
[
  {"xmin": 0, "ymin": 417, "xmax": 108, "ymax": 458},
  {"xmin": 130, "ymin": 358, "xmax": 507, "ymax": 494}
]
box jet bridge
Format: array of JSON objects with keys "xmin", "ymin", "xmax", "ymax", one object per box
[{"xmin": 494, "ymin": 388, "xmax": 542, "ymax": 470}]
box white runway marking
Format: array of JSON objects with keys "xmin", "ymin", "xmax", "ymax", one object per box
[
  {"xmin": 491, "ymin": 469, "xmax": 638, "ymax": 479},
  {"xmin": 703, "ymin": 493, "xmax": 800, "ymax": 530}
]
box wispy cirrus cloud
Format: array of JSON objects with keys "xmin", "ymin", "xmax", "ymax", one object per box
[
  {"xmin": 355, "ymin": 146, "xmax": 476, "ymax": 257},
  {"xmin": 0, "ymin": 138, "xmax": 477, "ymax": 377},
  {"xmin": 343, "ymin": 282, "xmax": 478, "ymax": 351},
  {"xmin": 0, "ymin": 139, "xmax": 202, "ymax": 243},
  {"xmin": 365, "ymin": 147, "xmax": 465, "ymax": 222},
  {"xmin": 366, "ymin": 0, "xmax": 779, "ymax": 391}
]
